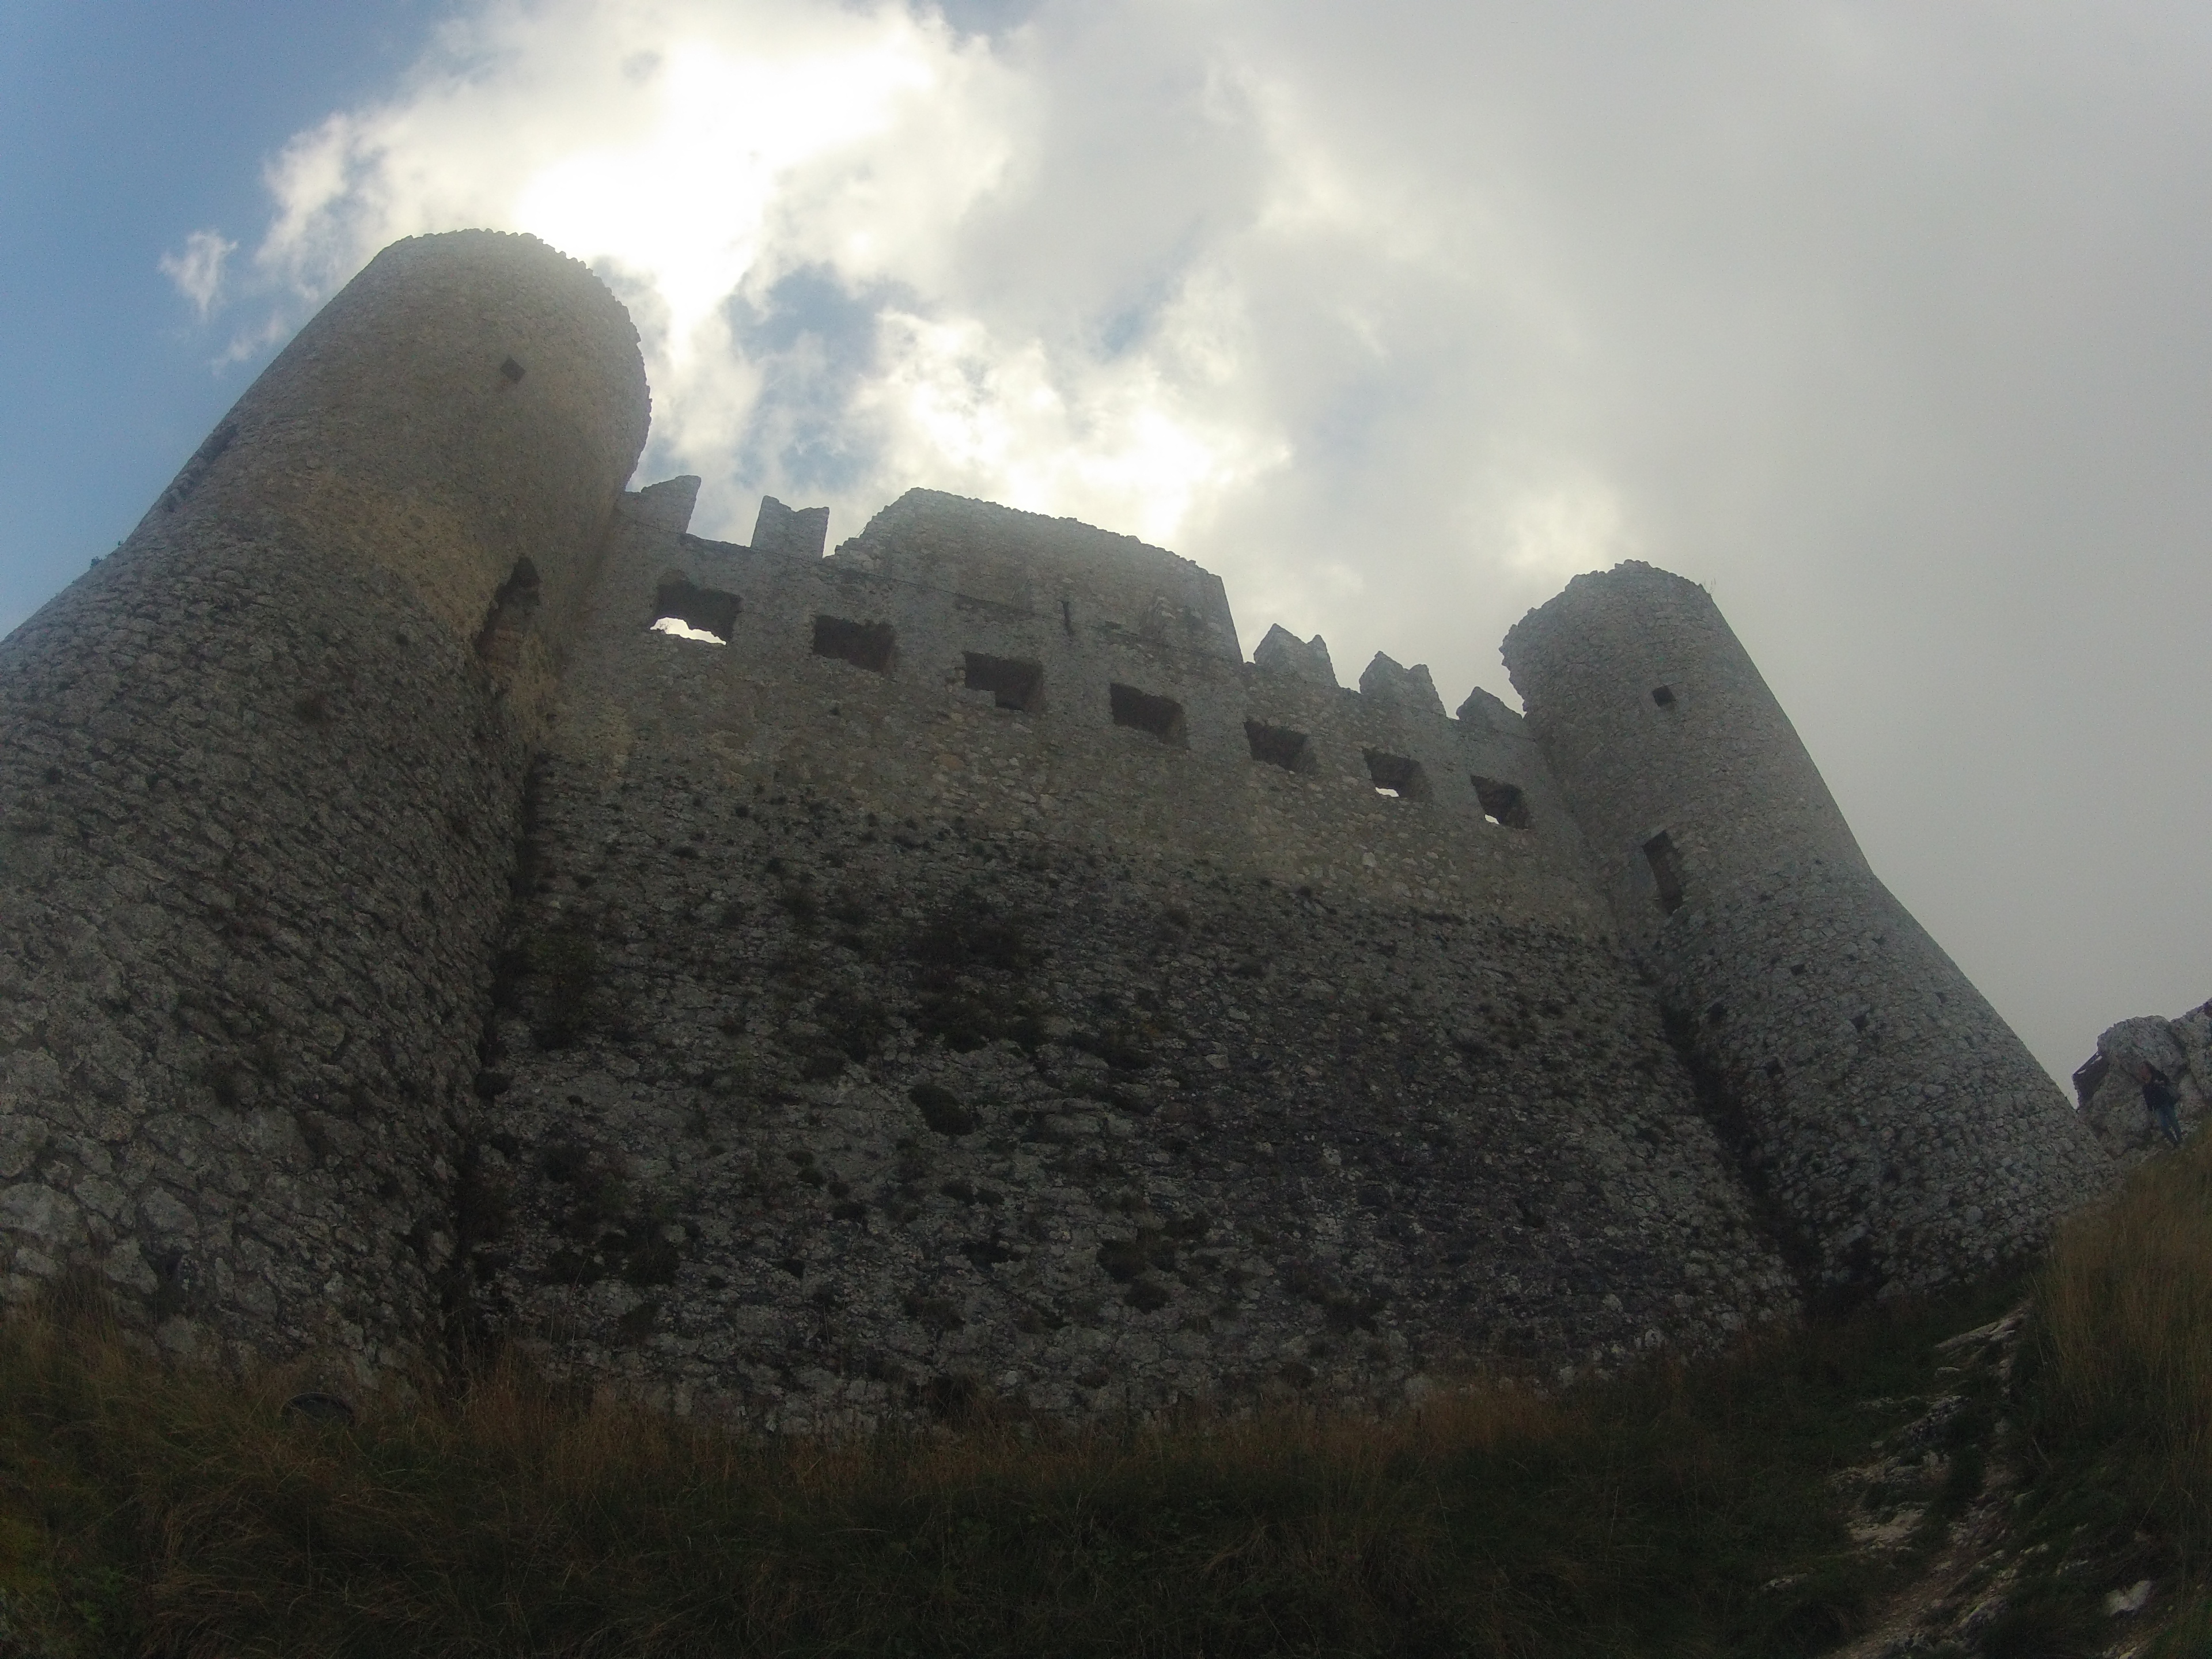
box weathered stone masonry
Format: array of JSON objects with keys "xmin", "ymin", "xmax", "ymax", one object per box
[
  {"xmin": 0, "ymin": 231, "xmax": 647, "ymax": 1376},
  {"xmin": 0, "ymin": 232, "xmax": 2110, "ymax": 1414},
  {"xmin": 1502, "ymin": 566, "xmax": 2111, "ymax": 1301}
]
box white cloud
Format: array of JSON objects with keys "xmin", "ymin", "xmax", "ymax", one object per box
[
  {"xmin": 222, "ymin": 0, "xmax": 1044, "ymax": 535},
  {"xmin": 854, "ymin": 289, "xmax": 1288, "ymax": 550},
  {"xmin": 158, "ymin": 230, "xmax": 237, "ymax": 319},
  {"xmin": 171, "ymin": 0, "xmax": 2212, "ymax": 1078},
  {"xmin": 1496, "ymin": 475, "xmax": 1640, "ymax": 587}
]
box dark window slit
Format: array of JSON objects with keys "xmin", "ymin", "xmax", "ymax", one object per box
[
  {"xmin": 1244, "ymin": 720, "xmax": 1314, "ymax": 773},
  {"xmin": 814, "ymin": 615, "xmax": 896, "ymax": 674},
  {"xmin": 1109, "ymin": 683, "xmax": 1186, "ymax": 747}
]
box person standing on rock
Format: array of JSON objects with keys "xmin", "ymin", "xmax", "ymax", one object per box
[{"xmin": 2138, "ymin": 1062, "xmax": 2184, "ymax": 1147}]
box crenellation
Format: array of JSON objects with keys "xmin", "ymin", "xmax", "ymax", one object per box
[
  {"xmin": 0, "ymin": 232, "xmax": 2118, "ymax": 1420},
  {"xmin": 1251, "ymin": 624, "xmax": 1339, "ymax": 688},
  {"xmin": 751, "ymin": 493, "xmax": 829, "ymax": 561},
  {"xmin": 1355, "ymin": 651, "xmax": 1446, "ymax": 719}
]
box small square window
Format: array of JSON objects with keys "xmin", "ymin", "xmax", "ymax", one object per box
[
  {"xmin": 813, "ymin": 615, "xmax": 896, "ymax": 674},
  {"xmin": 1109, "ymin": 683, "xmax": 1186, "ymax": 746},
  {"xmin": 1651, "ymin": 685, "xmax": 1676, "ymax": 708},
  {"xmin": 1471, "ymin": 775, "xmax": 1530, "ymax": 828},
  {"xmin": 651, "ymin": 575, "xmax": 739, "ymax": 644},
  {"xmin": 1364, "ymin": 749, "xmax": 1429, "ymax": 800},
  {"xmin": 964, "ymin": 653, "xmax": 1043, "ymax": 712},
  {"xmin": 1244, "ymin": 719, "xmax": 1314, "ymax": 773}
]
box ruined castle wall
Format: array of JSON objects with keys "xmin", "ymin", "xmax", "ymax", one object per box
[
  {"xmin": 0, "ymin": 232, "xmax": 647, "ymax": 1372},
  {"xmin": 5, "ymin": 224, "xmax": 2120, "ymax": 1410},
  {"xmin": 556, "ymin": 486, "xmax": 1610, "ymax": 928},
  {"xmin": 829, "ymin": 488, "xmax": 1243, "ymax": 667},
  {"xmin": 457, "ymin": 488, "xmax": 1797, "ymax": 1424},
  {"xmin": 1503, "ymin": 564, "xmax": 2111, "ymax": 1298}
]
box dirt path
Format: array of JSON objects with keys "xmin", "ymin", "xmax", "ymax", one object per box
[{"xmin": 1826, "ymin": 1307, "xmax": 2166, "ymax": 1659}]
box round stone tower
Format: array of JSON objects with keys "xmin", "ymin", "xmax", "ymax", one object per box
[
  {"xmin": 1502, "ymin": 562, "xmax": 2109, "ymax": 1302},
  {"xmin": 0, "ymin": 231, "xmax": 648, "ymax": 1375}
]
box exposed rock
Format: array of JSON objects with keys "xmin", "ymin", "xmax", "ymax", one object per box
[{"xmin": 2077, "ymin": 1001, "xmax": 2210, "ymax": 1166}]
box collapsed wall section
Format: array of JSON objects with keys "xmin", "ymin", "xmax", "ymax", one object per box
[
  {"xmin": 454, "ymin": 488, "xmax": 1796, "ymax": 1422},
  {"xmin": 1504, "ymin": 563, "xmax": 2111, "ymax": 1300},
  {"xmin": 0, "ymin": 231, "xmax": 647, "ymax": 1374}
]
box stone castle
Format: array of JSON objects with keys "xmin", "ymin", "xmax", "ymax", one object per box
[{"xmin": 0, "ymin": 231, "xmax": 2113, "ymax": 1424}]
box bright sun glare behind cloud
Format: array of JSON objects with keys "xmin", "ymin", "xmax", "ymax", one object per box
[
  {"xmin": 165, "ymin": 0, "xmax": 1707, "ymax": 719},
  {"xmin": 194, "ymin": 0, "xmax": 1294, "ymax": 577}
]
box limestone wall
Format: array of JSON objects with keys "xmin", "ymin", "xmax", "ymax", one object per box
[
  {"xmin": 0, "ymin": 228, "xmax": 2115, "ymax": 1403},
  {"xmin": 555, "ymin": 486, "xmax": 1611, "ymax": 930},
  {"xmin": 0, "ymin": 232, "xmax": 647, "ymax": 1374},
  {"xmin": 454, "ymin": 487, "xmax": 1797, "ymax": 1422}
]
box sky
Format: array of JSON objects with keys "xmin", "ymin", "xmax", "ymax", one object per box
[{"xmin": 3, "ymin": 0, "xmax": 2207, "ymax": 1088}]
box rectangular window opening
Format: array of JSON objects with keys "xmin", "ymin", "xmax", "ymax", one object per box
[
  {"xmin": 813, "ymin": 615, "xmax": 896, "ymax": 674},
  {"xmin": 1109, "ymin": 683, "xmax": 1187, "ymax": 747},
  {"xmin": 1471, "ymin": 775, "xmax": 1531, "ymax": 828},
  {"xmin": 650, "ymin": 574, "xmax": 738, "ymax": 645},
  {"xmin": 1244, "ymin": 719, "xmax": 1314, "ymax": 773},
  {"xmin": 1643, "ymin": 831, "xmax": 1686, "ymax": 914},
  {"xmin": 1651, "ymin": 685, "xmax": 1677, "ymax": 708},
  {"xmin": 963, "ymin": 652, "xmax": 1043, "ymax": 713},
  {"xmin": 1364, "ymin": 750, "xmax": 1430, "ymax": 800}
]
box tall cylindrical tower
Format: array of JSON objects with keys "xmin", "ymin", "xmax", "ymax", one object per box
[
  {"xmin": 1503, "ymin": 563, "xmax": 2108, "ymax": 1301},
  {"xmin": 0, "ymin": 232, "xmax": 648, "ymax": 1374}
]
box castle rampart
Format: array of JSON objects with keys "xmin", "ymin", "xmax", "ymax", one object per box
[
  {"xmin": 0, "ymin": 235, "xmax": 2111, "ymax": 1416},
  {"xmin": 448, "ymin": 484, "xmax": 1797, "ymax": 1422}
]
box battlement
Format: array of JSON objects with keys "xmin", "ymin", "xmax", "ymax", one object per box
[
  {"xmin": 0, "ymin": 232, "xmax": 2113, "ymax": 1419},
  {"xmin": 559, "ymin": 482, "xmax": 1609, "ymax": 937}
]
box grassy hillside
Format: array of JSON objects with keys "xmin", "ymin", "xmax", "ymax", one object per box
[
  {"xmin": 1972, "ymin": 1130, "xmax": 2212, "ymax": 1657},
  {"xmin": 0, "ymin": 1135, "xmax": 2203, "ymax": 1657}
]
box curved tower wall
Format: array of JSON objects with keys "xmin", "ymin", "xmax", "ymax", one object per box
[
  {"xmin": 1503, "ymin": 563, "xmax": 2109, "ymax": 1300},
  {"xmin": 0, "ymin": 232, "xmax": 648, "ymax": 1374}
]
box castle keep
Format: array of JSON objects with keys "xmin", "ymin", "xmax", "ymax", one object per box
[{"xmin": 0, "ymin": 232, "xmax": 2111, "ymax": 1422}]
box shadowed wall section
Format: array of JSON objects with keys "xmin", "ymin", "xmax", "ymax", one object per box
[
  {"xmin": 459, "ymin": 490, "xmax": 1796, "ymax": 1426},
  {"xmin": 0, "ymin": 232, "xmax": 647, "ymax": 1376}
]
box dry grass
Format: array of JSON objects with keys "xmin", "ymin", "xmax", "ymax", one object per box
[
  {"xmin": 1988, "ymin": 1130, "xmax": 2212, "ymax": 1657},
  {"xmin": 2036, "ymin": 1132, "xmax": 2212, "ymax": 1516},
  {"xmin": 1922, "ymin": 1128, "xmax": 2212, "ymax": 1659},
  {"xmin": 2, "ymin": 1145, "xmax": 2205, "ymax": 1655},
  {"xmin": 0, "ymin": 1281, "xmax": 2003, "ymax": 1659}
]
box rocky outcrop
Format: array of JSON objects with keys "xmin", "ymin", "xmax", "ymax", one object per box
[{"xmin": 2073, "ymin": 1001, "xmax": 2210, "ymax": 1167}]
